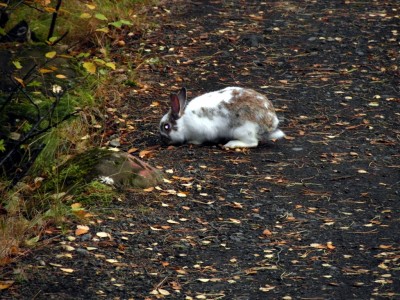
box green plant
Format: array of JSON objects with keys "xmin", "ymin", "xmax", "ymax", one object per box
[
  {"xmin": 75, "ymin": 180, "xmax": 116, "ymax": 206},
  {"xmin": 0, "ymin": 0, "xmax": 155, "ymax": 263}
]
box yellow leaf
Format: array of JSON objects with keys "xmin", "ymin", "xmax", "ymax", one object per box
[
  {"xmin": 85, "ymin": 4, "xmax": 96, "ymax": 9},
  {"xmin": 95, "ymin": 27, "xmax": 110, "ymax": 33},
  {"xmin": 55, "ymin": 74, "xmax": 67, "ymax": 79},
  {"xmin": 83, "ymin": 62, "xmax": 96, "ymax": 74},
  {"xmin": 44, "ymin": 7, "xmax": 56, "ymax": 13},
  {"xmin": 80, "ymin": 13, "xmax": 92, "ymax": 19},
  {"xmin": 12, "ymin": 61, "xmax": 22, "ymax": 69},
  {"xmin": 13, "ymin": 77, "xmax": 24, "ymax": 87},
  {"xmin": 39, "ymin": 68, "xmax": 53, "ymax": 74},
  {"xmin": 105, "ymin": 62, "xmax": 116, "ymax": 70},
  {"xmin": 71, "ymin": 203, "xmax": 82, "ymax": 210},
  {"xmin": 25, "ymin": 235, "xmax": 40, "ymax": 246},
  {"xmin": 172, "ymin": 176, "xmax": 193, "ymax": 182},
  {"xmin": 45, "ymin": 51, "xmax": 57, "ymax": 59}
]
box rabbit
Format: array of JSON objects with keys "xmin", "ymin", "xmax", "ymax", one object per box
[{"xmin": 159, "ymin": 86, "xmax": 285, "ymax": 148}]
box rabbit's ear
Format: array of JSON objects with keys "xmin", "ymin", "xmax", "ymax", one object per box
[{"xmin": 170, "ymin": 87, "xmax": 187, "ymax": 119}]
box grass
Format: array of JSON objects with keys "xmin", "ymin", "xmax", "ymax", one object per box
[{"xmin": 0, "ymin": 0, "xmax": 156, "ymax": 261}]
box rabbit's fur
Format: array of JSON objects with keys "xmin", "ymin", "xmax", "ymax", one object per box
[{"xmin": 159, "ymin": 87, "xmax": 285, "ymax": 148}]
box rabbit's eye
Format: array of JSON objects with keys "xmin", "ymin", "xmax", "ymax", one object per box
[{"xmin": 163, "ymin": 123, "xmax": 171, "ymax": 131}]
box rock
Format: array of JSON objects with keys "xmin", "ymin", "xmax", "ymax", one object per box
[{"xmin": 109, "ymin": 139, "xmax": 121, "ymax": 147}]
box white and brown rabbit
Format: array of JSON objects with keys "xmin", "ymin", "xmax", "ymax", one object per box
[{"xmin": 159, "ymin": 87, "xmax": 285, "ymax": 148}]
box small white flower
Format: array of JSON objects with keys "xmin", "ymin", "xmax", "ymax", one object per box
[
  {"xmin": 98, "ymin": 176, "xmax": 114, "ymax": 185},
  {"xmin": 52, "ymin": 85, "xmax": 63, "ymax": 94}
]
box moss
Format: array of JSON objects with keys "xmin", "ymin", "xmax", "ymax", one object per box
[{"xmin": 74, "ymin": 181, "xmax": 116, "ymax": 206}]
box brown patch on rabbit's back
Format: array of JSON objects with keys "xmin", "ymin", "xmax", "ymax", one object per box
[{"xmin": 223, "ymin": 88, "xmax": 276, "ymax": 130}]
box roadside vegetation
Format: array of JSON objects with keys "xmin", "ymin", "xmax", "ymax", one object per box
[{"xmin": 0, "ymin": 0, "xmax": 155, "ymax": 264}]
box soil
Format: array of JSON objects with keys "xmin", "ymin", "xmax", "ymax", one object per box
[{"xmin": 2, "ymin": 0, "xmax": 399, "ymax": 299}]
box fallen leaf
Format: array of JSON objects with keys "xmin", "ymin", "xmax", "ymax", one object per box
[
  {"xmin": 0, "ymin": 281, "xmax": 14, "ymax": 290},
  {"xmin": 150, "ymin": 226, "xmax": 162, "ymax": 231},
  {"xmin": 231, "ymin": 202, "xmax": 243, "ymax": 209},
  {"xmin": 139, "ymin": 149, "xmax": 153, "ymax": 158},
  {"xmin": 167, "ymin": 219, "xmax": 180, "ymax": 224},
  {"xmin": 25, "ymin": 235, "xmax": 40, "ymax": 246},
  {"xmin": 158, "ymin": 288, "xmax": 170, "ymax": 296},
  {"xmin": 75, "ymin": 225, "xmax": 90, "ymax": 236},
  {"xmin": 229, "ymin": 218, "xmax": 241, "ymax": 224},
  {"xmin": 259, "ymin": 285, "xmax": 275, "ymax": 292},
  {"xmin": 80, "ymin": 13, "xmax": 91, "ymax": 19},
  {"xmin": 379, "ymin": 244, "xmax": 393, "ymax": 249},
  {"xmin": 39, "ymin": 68, "xmax": 53, "ymax": 74},
  {"xmin": 326, "ymin": 241, "xmax": 336, "ymax": 250},
  {"xmin": 13, "ymin": 76, "xmax": 25, "ymax": 87},
  {"xmin": 96, "ymin": 232, "xmax": 111, "ymax": 238},
  {"xmin": 83, "ymin": 62, "xmax": 96, "ymax": 74},
  {"xmin": 310, "ymin": 243, "xmax": 325, "ymax": 249},
  {"xmin": 127, "ymin": 147, "xmax": 138, "ymax": 153},
  {"xmin": 60, "ymin": 268, "xmax": 74, "ymax": 273},
  {"xmin": 262, "ymin": 229, "xmax": 272, "ymax": 236},
  {"xmin": 45, "ymin": 51, "xmax": 57, "ymax": 59}
]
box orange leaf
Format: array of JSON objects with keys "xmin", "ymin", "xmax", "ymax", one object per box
[
  {"xmin": 326, "ymin": 242, "xmax": 336, "ymax": 250},
  {"xmin": 13, "ymin": 77, "xmax": 25, "ymax": 87},
  {"xmin": 0, "ymin": 280, "xmax": 14, "ymax": 290},
  {"xmin": 127, "ymin": 147, "xmax": 138, "ymax": 154},
  {"xmin": 262, "ymin": 229, "xmax": 272, "ymax": 236},
  {"xmin": 139, "ymin": 149, "xmax": 153, "ymax": 158},
  {"xmin": 75, "ymin": 225, "xmax": 90, "ymax": 236},
  {"xmin": 39, "ymin": 68, "xmax": 53, "ymax": 74}
]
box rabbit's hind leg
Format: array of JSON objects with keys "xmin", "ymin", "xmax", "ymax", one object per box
[{"xmin": 223, "ymin": 122, "xmax": 259, "ymax": 149}]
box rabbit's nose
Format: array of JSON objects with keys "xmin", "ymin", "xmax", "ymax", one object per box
[{"xmin": 160, "ymin": 134, "xmax": 171, "ymax": 145}]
